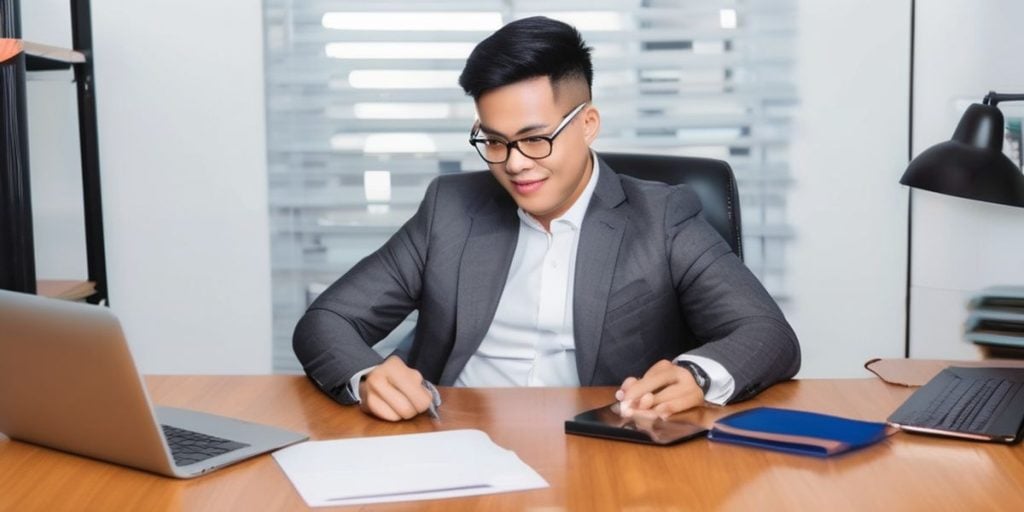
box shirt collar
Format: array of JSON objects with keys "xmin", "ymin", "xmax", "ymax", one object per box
[{"xmin": 517, "ymin": 152, "xmax": 599, "ymax": 232}]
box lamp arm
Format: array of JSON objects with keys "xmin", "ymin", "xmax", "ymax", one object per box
[{"xmin": 983, "ymin": 91, "xmax": 1024, "ymax": 106}]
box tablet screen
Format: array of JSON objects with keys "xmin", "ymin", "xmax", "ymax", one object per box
[{"xmin": 565, "ymin": 403, "xmax": 708, "ymax": 445}]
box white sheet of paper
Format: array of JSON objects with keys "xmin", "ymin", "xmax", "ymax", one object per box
[{"xmin": 272, "ymin": 429, "xmax": 548, "ymax": 506}]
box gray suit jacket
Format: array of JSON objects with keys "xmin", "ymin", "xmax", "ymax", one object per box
[{"xmin": 293, "ymin": 158, "xmax": 800, "ymax": 405}]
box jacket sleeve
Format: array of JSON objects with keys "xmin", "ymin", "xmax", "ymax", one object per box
[
  {"xmin": 665, "ymin": 185, "xmax": 800, "ymax": 402},
  {"xmin": 292, "ymin": 177, "xmax": 441, "ymax": 404}
]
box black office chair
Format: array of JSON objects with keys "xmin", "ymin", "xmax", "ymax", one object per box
[{"xmin": 599, "ymin": 152, "xmax": 743, "ymax": 261}]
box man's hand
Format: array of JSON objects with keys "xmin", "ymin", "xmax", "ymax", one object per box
[
  {"xmin": 358, "ymin": 356, "xmax": 434, "ymax": 421},
  {"xmin": 615, "ymin": 359, "xmax": 705, "ymax": 419}
]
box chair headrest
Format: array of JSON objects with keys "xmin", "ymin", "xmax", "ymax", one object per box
[{"xmin": 598, "ymin": 152, "xmax": 743, "ymax": 260}]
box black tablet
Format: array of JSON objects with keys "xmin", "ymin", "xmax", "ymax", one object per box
[{"xmin": 565, "ymin": 403, "xmax": 708, "ymax": 446}]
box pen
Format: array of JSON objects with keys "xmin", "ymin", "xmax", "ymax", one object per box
[{"xmin": 421, "ymin": 379, "xmax": 442, "ymax": 420}]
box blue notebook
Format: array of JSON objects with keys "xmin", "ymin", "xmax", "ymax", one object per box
[{"xmin": 708, "ymin": 407, "xmax": 890, "ymax": 457}]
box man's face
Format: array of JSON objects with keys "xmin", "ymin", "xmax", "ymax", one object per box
[{"xmin": 474, "ymin": 77, "xmax": 600, "ymax": 227}]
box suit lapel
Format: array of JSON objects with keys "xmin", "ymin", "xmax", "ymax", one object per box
[
  {"xmin": 574, "ymin": 159, "xmax": 627, "ymax": 385},
  {"xmin": 440, "ymin": 194, "xmax": 519, "ymax": 385}
]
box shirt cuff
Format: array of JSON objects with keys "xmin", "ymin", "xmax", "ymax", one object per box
[
  {"xmin": 673, "ymin": 354, "xmax": 734, "ymax": 405},
  {"xmin": 346, "ymin": 365, "xmax": 378, "ymax": 403}
]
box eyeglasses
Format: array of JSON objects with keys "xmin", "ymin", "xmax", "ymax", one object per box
[{"xmin": 469, "ymin": 102, "xmax": 589, "ymax": 164}]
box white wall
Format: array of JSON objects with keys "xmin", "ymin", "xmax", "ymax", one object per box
[
  {"xmin": 22, "ymin": 0, "xmax": 87, "ymax": 281},
  {"xmin": 909, "ymin": 0, "xmax": 1024, "ymax": 359},
  {"xmin": 22, "ymin": 1, "xmax": 272, "ymax": 374},
  {"xmin": 22, "ymin": 1, "xmax": 957, "ymax": 377},
  {"xmin": 786, "ymin": 0, "xmax": 911, "ymax": 377},
  {"xmin": 25, "ymin": 79, "xmax": 88, "ymax": 281}
]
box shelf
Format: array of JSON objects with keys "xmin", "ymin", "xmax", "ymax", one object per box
[
  {"xmin": 1, "ymin": 38, "xmax": 86, "ymax": 71},
  {"xmin": 0, "ymin": 38, "xmax": 20, "ymax": 62},
  {"xmin": 23, "ymin": 41, "xmax": 87, "ymax": 71}
]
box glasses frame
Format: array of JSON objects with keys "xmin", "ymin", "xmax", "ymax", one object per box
[{"xmin": 468, "ymin": 102, "xmax": 589, "ymax": 164}]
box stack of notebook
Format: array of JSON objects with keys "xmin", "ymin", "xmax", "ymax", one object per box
[{"xmin": 966, "ymin": 286, "xmax": 1024, "ymax": 357}]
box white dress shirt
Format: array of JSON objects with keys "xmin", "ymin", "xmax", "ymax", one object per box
[
  {"xmin": 349, "ymin": 154, "xmax": 734, "ymax": 404},
  {"xmin": 453, "ymin": 157, "xmax": 600, "ymax": 387}
]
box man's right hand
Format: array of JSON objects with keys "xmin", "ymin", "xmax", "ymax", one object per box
[{"xmin": 358, "ymin": 356, "xmax": 434, "ymax": 421}]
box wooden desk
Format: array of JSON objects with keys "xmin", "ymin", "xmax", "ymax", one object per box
[{"xmin": 1, "ymin": 376, "xmax": 1023, "ymax": 511}]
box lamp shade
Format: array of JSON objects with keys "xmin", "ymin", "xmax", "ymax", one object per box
[{"xmin": 900, "ymin": 103, "xmax": 1024, "ymax": 208}]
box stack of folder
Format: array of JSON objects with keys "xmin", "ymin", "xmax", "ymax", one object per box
[{"xmin": 966, "ymin": 286, "xmax": 1024, "ymax": 357}]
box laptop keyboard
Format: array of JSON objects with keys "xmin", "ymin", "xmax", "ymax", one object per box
[
  {"xmin": 912, "ymin": 376, "xmax": 1021, "ymax": 434},
  {"xmin": 161, "ymin": 424, "xmax": 250, "ymax": 466}
]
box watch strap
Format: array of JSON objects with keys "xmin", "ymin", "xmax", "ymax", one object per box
[{"xmin": 676, "ymin": 360, "xmax": 711, "ymax": 395}]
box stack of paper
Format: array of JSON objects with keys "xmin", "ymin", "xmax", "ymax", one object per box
[
  {"xmin": 35, "ymin": 280, "xmax": 95, "ymax": 301},
  {"xmin": 966, "ymin": 286, "xmax": 1024, "ymax": 353},
  {"xmin": 272, "ymin": 429, "xmax": 547, "ymax": 507}
]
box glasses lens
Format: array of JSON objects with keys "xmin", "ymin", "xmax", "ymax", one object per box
[
  {"xmin": 517, "ymin": 138, "xmax": 552, "ymax": 159},
  {"xmin": 474, "ymin": 139, "xmax": 508, "ymax": 163}
]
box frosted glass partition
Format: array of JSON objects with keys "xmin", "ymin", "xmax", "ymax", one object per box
[{"xmin": 263, "ymin": 0, "xmax": 798, "ymax": 372}]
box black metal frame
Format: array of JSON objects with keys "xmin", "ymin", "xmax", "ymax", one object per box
[
  {"xmin": 70, "ymin": 0, "xmax": 108, "ymax": 304},
  {"xmin": 0, "ymin": 0, "xmax": 108, "ymax": 303},
  {"xmin": 0, "ymin": 0, "xmax": 36, "ymax": 294},
  {"xmin": 904, "ymin": 0, "xmax": 915, "ymax": 358}
]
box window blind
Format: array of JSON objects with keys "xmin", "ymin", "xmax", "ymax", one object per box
[{"xmin": 264, "ymin": 0, "xmax": 797, "ymax": 372}]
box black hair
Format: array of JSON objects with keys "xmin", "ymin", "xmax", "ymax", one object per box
[{"xmin": 458, "ymin": 16, "xmax": 593, "ymax": 101}]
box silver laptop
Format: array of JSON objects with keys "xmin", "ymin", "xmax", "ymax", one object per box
[{"xmin": 0, "ymin": 290, "xmax": 308, "ymax": 478}]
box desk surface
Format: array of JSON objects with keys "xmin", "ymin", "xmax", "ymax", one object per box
[{"xmin": 1, "ymin": 376, "xmax": 1023, "ymax": 511}]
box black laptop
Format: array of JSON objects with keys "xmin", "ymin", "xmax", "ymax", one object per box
[{"xmin": 888, "ymin": 366, "xmax": 1024, "ymax": 443}]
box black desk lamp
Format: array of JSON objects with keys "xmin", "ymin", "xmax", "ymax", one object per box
[{"xmin": 900, "ymin": 91, "xmax": 1024, "ymax": 208}]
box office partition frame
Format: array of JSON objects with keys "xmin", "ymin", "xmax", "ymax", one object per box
[{"xmin": 0, "ymin": 0, "xmax": 108, "ymax": 304}]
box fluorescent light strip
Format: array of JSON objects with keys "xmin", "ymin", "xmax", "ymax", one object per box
[
  {"xmin": 720, "ymin": 9, "xmax": 738, "ymax": 29},
  {"xmin": 363, "ymin": 133, "xmax": 436, "ymax": 153},
  {"xmin": 326, "ymin": 42, "xmax": 475, "ymax": 60},
  {"xmin": 322, "ymin": 12, "xmax": 502, "ymax": 31},
  {"xmin": 353, "ymin": 103, "xmax": 451, "ymax": 120},
  {"xmin": 518, "ymin": 11, "xmax": 623, "ymax": 31},
  {"xmin": 348, "ymin": 70, "xmax": 461, "ymax": 89},
  {"xmin": 329, "ymin": 134, "xmax": 365, "ymax": 151},
  {"xmin": 329, "ymin": 133, "xmax": 469, "ymax": 153},
  {"xmin": 363, "ymin": 170, "xmax": 392, "ymax": 202}
]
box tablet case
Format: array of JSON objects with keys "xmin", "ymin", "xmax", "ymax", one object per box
[{"xmin": 708, "ymin": 407, "xmax": 890, "ymax": 457}]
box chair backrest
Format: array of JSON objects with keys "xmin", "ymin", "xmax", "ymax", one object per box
[{"xmin": 599, "ymin": 152, "xmax": 743, "ymax": 260}]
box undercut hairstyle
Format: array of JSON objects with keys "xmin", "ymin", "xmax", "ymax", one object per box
[{"xmin": 459, "ymin": 16, "xmax": 593, "ymax": 102}]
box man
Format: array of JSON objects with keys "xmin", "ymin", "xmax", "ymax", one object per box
[{"xmin": 293, "ymin": 16, "xmax": 800, "ymax": 422}]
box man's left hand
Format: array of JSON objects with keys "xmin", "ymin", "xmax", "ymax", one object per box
[{"xmin": 616, "ymin": 359, "xmax": 705, "ymax": 419}]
